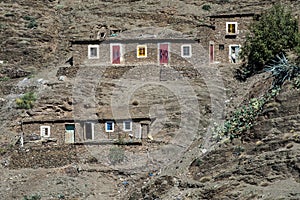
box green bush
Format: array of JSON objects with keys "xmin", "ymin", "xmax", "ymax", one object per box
[
  {"xmin": 23, "ymin": 15, "xmax": 34, "ymax": 21},
  {"xmin": 23, "ymin": 15, "xmax": 38, "ymax": 29},
  {"xmin": 108, "ymin": 146, "xmax": 125, "ymax": 165},
  {"xmin": 237, "ymin": 3, "xmax": 300, "ymax": 79},
  {"xmin": 216, "ymin": 0, "xmax": 230, "ymax": 4},
  {"xmin": 23, "ymin": 194, "xmax": 41, "ymax": 200},
  {"xmin": 0, "ymin": 76, "xmax": 9, "ymax": 81},
  {"xmin": 202, "ymin": 5, "xmax": 211, "ymax": 11},
  {"xmin": 16, "ymin": 92, "xmax": 37, "ymax": 109}
]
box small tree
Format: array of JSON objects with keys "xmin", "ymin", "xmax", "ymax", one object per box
[
  {"xmin": 16, "ymin": 92, "xmax": 37, "ymax": 109},
  {"xmin": 237, "ymin": 4, "xmax": 300, "ymax": 80},
  {"xmin": 108, "ymin": 146, "xmax": 125, "ymax": 165}
]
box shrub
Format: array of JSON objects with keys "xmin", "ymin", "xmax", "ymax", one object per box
[
  {"xmin": 23, "ymin": 194, "xmax": 41, "ymax": 200},
  {"xmin": 265, "ymin": 54, "xmax": 300, "ymax": 87},
  {"xmin": 193, "ymin": 158, "xmax": 202, "ymax": 166},
  {"xmin": 237, "ymin": 4, "xmax": 300, "ymax": 79},
  {"xmin": 23, "ymin": 15, "xmax": 34, "ymax": 21},
  {"xmin": 202, "ymin": 5, "xmax": 211, "ymax": 11},
  {"xmin": 216, "ymin": 0, "xmax": 230, "ymax": 4},
  {"xmin": 0, "ymin": 76, "xmax": 9, "ymax": 81},
  {"xmin": 23, "ymin": 15, "xmax": 38, "ymax": 29},
  {"xmin": 27, "ymin": 19, "xmax": 38, "ymax": 29},
  {"xmin": 16, "ymin": 92, "xmax": 37, "ymax": 109},
  {"xmin": 108, "ymin": 146, "xmax": 125, "ymax": 165}
]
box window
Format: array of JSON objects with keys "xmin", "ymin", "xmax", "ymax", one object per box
[
  {"xmin": 137, "ymin": 45, "xmax": 147, "ymax": 58},
  {"xmin": 111, "ymin": 44, "xmax": 122, "ymax": 64},
  {"xmin": 226, "ymin": 22, "xmax": 238, "ymax": 35},
  {"xmin": 123, "ymin": 120, "xmax": 132, "ymax": 131},
  {"xmin": 219, "ymin": 44, "xmax": 225, "ymax": 51},
  {"xmin": 105, "ymin": 121, "xmax": 114, "ymax": 132},
  {"xmin": 40, "ymin": 126, "xmax": 50, "ymax": 137},
  {"xmin": 181, "ymin": 45, "xmax": 192, "ymax": 58},
  {"xmin": 88, "ymin": 45, "xmax": 99, "ymax": 59}
]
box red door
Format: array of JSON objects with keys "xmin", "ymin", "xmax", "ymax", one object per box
[
  {"xmin": 159, "ymin": 43, "xmax": 169, "ymax": 64},
  {"xmin": 209, "ymin": 43, "xmax": 214, "ymax": 63},
  {"xmin": 112, "ymin": 45, "xmax": 120, "ymax": 64}
]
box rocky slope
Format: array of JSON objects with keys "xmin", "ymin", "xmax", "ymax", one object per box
[{"xmin": 0, "ymin": 0, "xmax": 300, "ymax": 199}]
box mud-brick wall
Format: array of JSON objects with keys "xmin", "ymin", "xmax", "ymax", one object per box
[{"xmin": 210, "ymin": 15, "xmax": 254, "ymax": 63}]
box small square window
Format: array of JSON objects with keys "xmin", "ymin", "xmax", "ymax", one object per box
[
  {"xmin": 105, "ymin": 121, "xmax": 114, "ymax": 132},
  {"xmin": 226, "ymin": 22, "xmax": 238, "ymax": 35},
  {"xmin": 137, "ymin": 45, "xmax": 147, "ymax": 58},
  {"xmin": 88, "ymin": 45, "xmax": 99, "ymax": 59},
  {"xmin": 40, "ymin": 126, "xmax": 50, "ymax": 137},
  {"xmin": 123, "ymin": 120, "xmax": 132, "ymax": 131},
  {"xmin": 181, "ymin": 45, "xmax": 192, "ymax": 58}
]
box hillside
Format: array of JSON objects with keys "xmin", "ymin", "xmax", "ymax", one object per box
[{"xmin": 0, "ymin": 0, "xmax": 300, "ymax": 199}]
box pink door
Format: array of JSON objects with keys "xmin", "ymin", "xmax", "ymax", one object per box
[
  {"xmin": 159, "ymin": 44, "xmax": 169, "ymax": 64},
  {"xmin": 112, "ymin": 45, "xmax": 120, "ymax": 64}
]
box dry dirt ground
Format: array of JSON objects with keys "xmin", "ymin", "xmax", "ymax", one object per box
[{"xmin": 0, "ymin": 0, "xmax": 300, "ymax": 199}]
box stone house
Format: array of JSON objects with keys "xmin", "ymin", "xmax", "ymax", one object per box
[
  {"xmin": 21, "ymin": 106, "xmax": 153, "ymax": 145},
  {"xmin": 71, "ymin": 32, "xmax": 204, "ymax": 68},
  {"xmin": 207, "ymin": 13, "xmax": 258, "ymax": 64}
]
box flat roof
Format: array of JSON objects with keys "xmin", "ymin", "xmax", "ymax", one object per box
[
  {"xmin": 71, "ymin": 38, "xmax": 198, "ymax": 45},
  {"xmin": 22, "ymin": 117, "xmax": 153, "ymax": 124},
  {"xmin": 208, "ymin": 13, "xmax": 259, "ymax": 18}
]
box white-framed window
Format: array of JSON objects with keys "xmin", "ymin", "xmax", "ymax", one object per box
[
  {"xmin": 123, "ymin": 120, "xmax": 132, "ymax": 131},
  {"xmin": 40, "ymin": 126, "xmax": 50, "ymax": 137},
  {"xmin": 137, "ymin": 45, "xmax": 147, "ymax": 58},
  {"xmin": 181, "ymin": 45, "xmax": 192, "ymax": 58},
  {"xmin": 88, "ymin": 45, "xmax": 99, "ymax": 59},
  {"xmin": 226, "ymin": 22, "xmax": 238, "ymax": 35},
  {"xmin": 105, "ymin": 121, "xmax": 114, "ymax": 132},
  {"xmin": 110, "ymin": 43, "xmax": 122, "ymax": 64}
]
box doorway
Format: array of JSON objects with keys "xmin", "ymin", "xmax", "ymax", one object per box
[
  {"xmin": 85, "ymin": 122, "xmax": 94, "ymax": 140},
  {"xmin": 138, "ymin": 124, "xmax": 149, "ymax": 139},
  {"xmin": 65, "ymin": 124, "xmax": 75, "ymax": 144},
  {"xmin": 229, "ymin": 45, "xmax": 240, "ymax": 63},
  {"xmin": 209, "ymin": 41, "xmax": 214, "ymax": 63},
  {"xmin": 159, "ymin": 43, "xmax": 169, "ymax": 64}
]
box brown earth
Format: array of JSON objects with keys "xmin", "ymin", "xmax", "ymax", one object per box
[{"xmin": 0, "ymin": 0, "xmax": 300, "ymax": 199}]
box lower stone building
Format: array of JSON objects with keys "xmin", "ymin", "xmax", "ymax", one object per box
[{"xmin": 21, "ymin": 106, "xmax": 154, "ymax": 145}]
